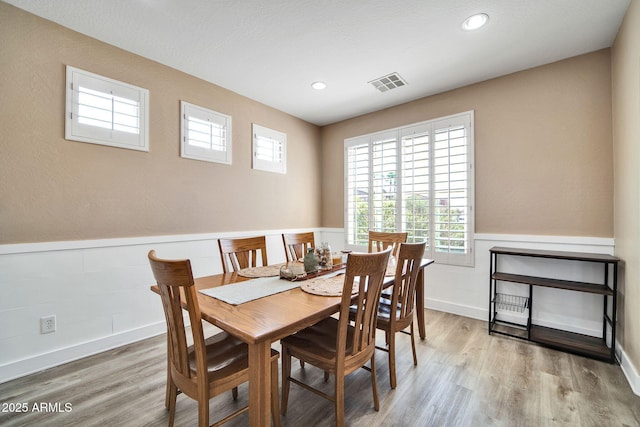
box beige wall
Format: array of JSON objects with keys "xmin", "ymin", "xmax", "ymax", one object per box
[
  {"xmin": 0, "ymin": 2, "xmax": 322, "ymax": 244},
  {"xmin": 321, "ymin": 50, "xmax": 614, "ymax": 237},
  {"xmin": 0, "ymin": 2, "xmax": 616, "ymax": 244},
  {"xmin": 612, "ymin": 0, "xmax": 640, "ymax": 374}
]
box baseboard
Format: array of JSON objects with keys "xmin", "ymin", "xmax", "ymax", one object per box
[
  {"xmin": 426, "ymin": 298, "xmax": 487, "ymax": 321},
  {"xmin": 428, "ymin": 299, "xmax": 603, "ymax": 336},
  {"xmin": 0, "ymin": 321, "xmax": 166, "ymax": 384},
  {"xmin": 617, "ymin": 343, "xmax": 640, "ymax": 396}
]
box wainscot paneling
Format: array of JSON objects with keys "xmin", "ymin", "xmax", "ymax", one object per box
[
  {"xmin": 0, "ymin": 229, "xmax": 319, "ymax": 383},
  {"xmin": 3, "ymin": 230, "xmax": 637, "ymax": 396}
]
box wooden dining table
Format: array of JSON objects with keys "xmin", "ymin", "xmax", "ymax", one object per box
[{"xmin": 150, "ymin": 258, "xmax": 434, "ymax": 426}]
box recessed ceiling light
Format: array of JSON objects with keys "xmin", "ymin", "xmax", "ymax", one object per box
[
  {"xmin": 311, "ymin": 81, "xmax": 326, "ymax": 90},
  {"xmin": 462, "ymin": 13, "xmax": 489, "ymax": 31}
]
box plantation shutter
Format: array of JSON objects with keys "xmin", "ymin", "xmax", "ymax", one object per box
[
  {"xmin": 252, "ymin": 124, "xmax": 286, "ymax": 174},
  {"xmin": 345, "ymin": 141, "xmax": 370, "ymax": 245},
  {"xmin": 370, "ymin": 131, "xmax": 398, "ymax": 233},
  {"xmin": 344, "ymin": 112, "xmax": 474, "ymax": 266},
  {"xmin": 431, "ymin": 116, "xmax": 472, "ymax": 265},
  {"xmin": 66, "ymin": 66, "xmax": 149, "ymax": 151},
  {"xmin": 400, "ymin": 124, "xmax": 431, "ymax": 251},
  {"xmin": 181, "ymin": 101, "xmax": 232, "ymax": 164}
]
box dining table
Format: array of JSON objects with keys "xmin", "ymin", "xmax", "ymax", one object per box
[{"xmin": 150, "ymin": 258, "xmax": 434, "ymax": 426}]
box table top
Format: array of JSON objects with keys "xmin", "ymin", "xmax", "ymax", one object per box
[{"xmin": 150, "ymin": 258, "xmax": 434, "ymax": 345}]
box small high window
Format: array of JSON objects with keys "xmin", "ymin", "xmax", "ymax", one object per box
[
  {"xmin": 181, "ymin": 101, "xmax": 232, "ymax": 164},
  {"xmin": 65, "ymin": 66, "xmax": 149, "ymax": 151},
  {"xmin": 252, "ymin": 124, "xmax": 286, "ymax": 174}
]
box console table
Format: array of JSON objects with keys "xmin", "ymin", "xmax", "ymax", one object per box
[{"xmin": 489, "ymin": 247, "xmax": 619, "ymax": 363}]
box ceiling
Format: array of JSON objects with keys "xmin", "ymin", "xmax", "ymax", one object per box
[{"xmin": 5, "ymin": 0, "xmax": 630, "ymax": 126}]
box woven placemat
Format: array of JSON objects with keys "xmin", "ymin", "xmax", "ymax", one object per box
[
  {"xmin": 237, "ymin": 264, "xmax": 284, "ymax": 278},
  {"xmin": 300, "ymin": 272, "xmax": 358, "ymax": 296}
]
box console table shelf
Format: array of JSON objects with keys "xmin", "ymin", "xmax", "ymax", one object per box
[
  {"xmin": 489, "ymin": 247, "xmax": 619, "ymax": 364},
  {"xmin": 530, "ymin": 325, "xmax": 613, "ymax": 360},
  {"xmin": 491, "ymin": 272, "xmax": 614, "ymax": 295}
]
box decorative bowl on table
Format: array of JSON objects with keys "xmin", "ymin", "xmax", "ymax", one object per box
[{"xmin": 280, "ymin": 262, "xmax": 307, "ymax": 281}]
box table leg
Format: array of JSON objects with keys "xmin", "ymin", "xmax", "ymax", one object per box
[
  {"xmin": 248, "ymin": 341, "xmax": 271, "ymax": 427},
  {"xmin": 416, "ymin": 267, "xmax": 426, "ymax": 339}
]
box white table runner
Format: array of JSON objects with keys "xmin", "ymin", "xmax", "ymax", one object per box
[{"xmin": 199, "ymin": 276, "xmax": 299, "ymax": 305}]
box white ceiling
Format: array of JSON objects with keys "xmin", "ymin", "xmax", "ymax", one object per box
[{"xmin": 5, "ymin": 0, "xmax": 630, "ymax": 126}]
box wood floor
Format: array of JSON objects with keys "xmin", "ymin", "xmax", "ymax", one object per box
[{"xmin": 1, "ymin": 309, "xmax": 639, "ymax": 426}]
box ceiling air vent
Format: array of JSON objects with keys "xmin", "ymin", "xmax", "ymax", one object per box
[{"xmin": 369, "ymin": 72, "xmax": 407, "ymax": 93}]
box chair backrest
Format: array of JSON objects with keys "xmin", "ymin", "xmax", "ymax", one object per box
[
  {"xmin": 218, "ymin": 236, "xmax": 268, "ymax": 273},
  {"xmin": 148, "ymin": 250, "xmax": 207, "ymax": 390},
  {"xmin": 282, "ymin": 232, "xmax": 315, "ymax": 262},
  {"xmin": 338, "ymin": 249, "xmax": 391, "ymax": 358},
  {"xmin": 368, "ymin": 231, "xmax": 408, "ymax": 258},
  {"xmin": 389, "ymin": 242, "xmax": 426, "ymax": 324}
]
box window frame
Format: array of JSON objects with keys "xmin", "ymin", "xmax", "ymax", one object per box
[
  {"xmin": 180, "ymin": 101, "xmax": 232, "ymax": 164},
  {"xmin": 252, "ymin": 123, "xmax": 287, "ymax": 174},
  {"xmin": 343, "ymin": 111, "xmax": 475, "ymax": 267},
  {"xmin": 65, "ymin": 65, "xmax": 149, "ymax": 152}
]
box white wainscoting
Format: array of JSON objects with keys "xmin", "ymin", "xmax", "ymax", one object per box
[
  {"xmin": 322, "ymin": 230, "xmax": 617, "ymax": 329},
  {"xmin": 321, "ymin": 229, "xmax": 637, "ymax": 395},
  {"xmin": 0, "ymin": 229, "xmax": 315, "ymax": 383},
  {"xmin": 1, "ymin": 230, "xmax": 637, "ymax": 396}
]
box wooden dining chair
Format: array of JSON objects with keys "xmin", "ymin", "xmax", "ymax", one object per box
[
  {"xmin": 148, "ymin": 250, "xmax": 280, "ymax": 427},
  {"xmin": 368, "ymin": 230, "xmax": 408, "ymax": 302},
  {"xmin": 280, "ymin": 249, "xmax": 391, "ymax": 427},
  {"xmin": 367, "ymin": 230, "xmax": 408, "ymax": 258},
  {"xmin": 282, "ymin": 232, "xmax": 315, "ymax": 262},
  {"xmin": 218, "ymin": 236, "xmax": 268, "ymax": 273},
  {"xmin": 374, "ymin": 242, "xmax": 426, "ymax": 389}
]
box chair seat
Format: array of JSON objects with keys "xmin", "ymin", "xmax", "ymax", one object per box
[
  {"xmin": 374, "ymin": 303, "xmax": 401, "ymax": 323},
  {"xmin": 188, "ymin": 332, "xmax": 278, "ymax": 381},
  {"xmin": 281, "ymin": 317, "xmax": 354, "ymax": 363},
  {"xmin": 348, "ymin": 302, "xmax": 404, "ymax": 326}
]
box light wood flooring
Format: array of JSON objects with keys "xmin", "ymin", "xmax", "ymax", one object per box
[{"xmin": 1, "ymin": 309, "xmax": 639, "ymax": 426}]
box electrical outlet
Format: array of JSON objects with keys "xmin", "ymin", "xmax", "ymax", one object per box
[{"xmin": 40, "ymin": 315, "xmax": 56, "ymax": 334}]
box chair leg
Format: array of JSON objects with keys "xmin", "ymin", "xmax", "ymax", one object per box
[
  {"xmin": 388, "ymin": 331, "xmax": 397, "ymax": 389},
  {"xmin": 370, "ymin": 356, "xmax": 379, "ymax": 411},
  {"xmin": 335, "ymin": 374, "xmax": 345, "ymax": 427},
  {"xmin": 165, "ymin": 342, "xmax": 172, "ymax": 409},
  {"xmin": 232, "ymin": 386, "xmax": 238, "ymax": 400},
  {"xmin": 324, "ymin": 371, "xmax": 330, "ymax": 383},
  {"xmin": 281, "ymin": 346, "xmax": 291, "ymax": 415},
  {"xmin": 410, "ymin": 322, "xmax": 418, "ymax": 366},
  {"xmin": 197, "ymin": 398, "xmax": 209, "ymax": 427},
  {"xmin": 271, "ymin": 358, "xmax": 281, "ymax": 427},
  {"xmin": 167, "ymin": 378, "xmax": 177, "ymax": 427}
]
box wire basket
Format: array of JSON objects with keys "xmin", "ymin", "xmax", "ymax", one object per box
[{"xmin": 495, "ymin": 293, "xmax": 529, "ymax": 313}]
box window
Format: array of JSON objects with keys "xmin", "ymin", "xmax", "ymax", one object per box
[
  {"xmin": 181, "ymin": 101, "xmax": 232, "ymax": 164},
  {"xmin": 65, "ymin": 66, "xmax": 149, "ymax": 151},
  {"xmin": 345, "ymin": 111, "xmax": 474, "ymax": 266},
  {"xmin": 252, "ymin": 124, "xmax": 286, "ymax": 174}
]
